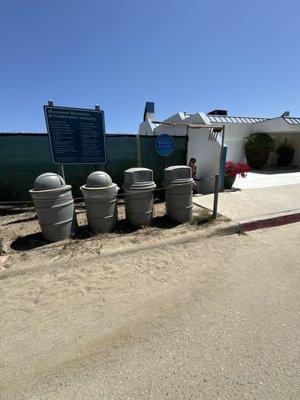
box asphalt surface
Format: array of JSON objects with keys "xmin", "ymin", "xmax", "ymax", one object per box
[{"xmin": 1, "ymin": 223, "xmax": 299, "ymax": 399}]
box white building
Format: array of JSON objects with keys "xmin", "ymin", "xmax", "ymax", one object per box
[{"xmin": 139, "ymin": 103, "xmax": 300, "ymax": 192}]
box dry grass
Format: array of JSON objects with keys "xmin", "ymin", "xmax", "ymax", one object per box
[{"xmin": 192, "ymin": 209, "xmax": 214, "ymax": 225}]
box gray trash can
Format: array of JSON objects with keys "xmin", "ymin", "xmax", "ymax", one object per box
[
  {"xmin": 163, "ymin": 166, "xmax": 194, "ymax": 223},
  {"xmin": 81, "ymin": 171, "xmax": 119, "ymax": 233},
  {"xmin": 29, "ymin": 173, "xmax": 75, "ymax": 242},
  {"xmin": 122, "ymin": 168, "xmax": 156, "ymax": 227}
]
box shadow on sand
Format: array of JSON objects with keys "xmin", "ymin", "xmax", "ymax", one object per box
[
  {"xmin": 11, "ymin": 232, "xmax": 46, "ymax": 251},
  {"xmin": 10, "ymin": 214, "xmax": 180, "ymax": 252}
]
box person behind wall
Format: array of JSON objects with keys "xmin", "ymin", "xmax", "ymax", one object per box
[{"xmin": 188, "ymin": 157, "xmax": 197, "ymax": 195}]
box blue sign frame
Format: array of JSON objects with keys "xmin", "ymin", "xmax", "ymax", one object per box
[
  {"xmin": 44, "ymin": 105, "xmax": 106, "ymax": 165},
  {"xmin": 155, "ymin": 133, "xmax": 175, "ymax": 157}
]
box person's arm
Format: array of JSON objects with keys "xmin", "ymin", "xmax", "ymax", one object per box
[{"xmin": 192, "ymin": 165, "xmax": 197, "ymax": 180}]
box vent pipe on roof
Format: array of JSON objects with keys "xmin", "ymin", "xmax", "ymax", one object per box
[
  {"xmin": 143, "ymin": 102, "xmax": 155, "ymax": 121},
  {"xmin": 281, "ymin": 111, "xmax": 290, "ymax": 117},
  {"xmin": 207, "ymin": 109, "xmax": 228, "ymax": 116}
]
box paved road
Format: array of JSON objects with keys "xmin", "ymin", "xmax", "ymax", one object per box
[{"xmin": 1, "ymin": 223, "xmax": 299, "ymax": 399}]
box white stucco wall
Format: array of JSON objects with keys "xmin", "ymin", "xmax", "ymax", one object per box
[
  {"xmin": 138, "ymin": 112, "xmax": 300, "ymax": 176},
  {"xmin": 222, "ymin": 123, "xmax": 252, "ymax": 163},
  {"xmin": 139, "ymin": 116, "xmax": 223, "ymax": 193},
  {"xmin": 187, "ymin": 128, "xmax": 222, "ymax": 193},
  {"xmin": 218, "ymin": 120, "xmax": 300, "ymax": 166}
]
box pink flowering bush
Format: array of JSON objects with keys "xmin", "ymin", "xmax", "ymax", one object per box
[{"xmin": 225, "ymin": 161, "xmax": 251, "ymax": 178}]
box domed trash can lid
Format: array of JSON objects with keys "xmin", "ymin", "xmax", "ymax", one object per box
[
  {"xmin": 33, "ymin": 173, "xmax": 67, "ymax": 191},
  {"xmin": 163, "ymin": 165, "xmax": 194, "ymax": 186},
  {"xmin": 86, "ymin": 171, "xmax": 113, "ymax": 188},
  {"xmin": 122, "ymin": 168, "xmax": 156, "ymax": 191}
]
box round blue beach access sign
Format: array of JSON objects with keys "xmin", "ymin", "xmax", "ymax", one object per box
[{"xmin": 155, "ymin": 134, "xmax": 175, "ymax": 157}]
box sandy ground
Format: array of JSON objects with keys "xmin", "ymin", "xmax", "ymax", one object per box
[
  {"xmin": 0, "ymin": 202, "xmax": 224, "ymax": 272},
  {"xmin": 0, "ymin": 205, "xmax": 299, "ymax": 399}
]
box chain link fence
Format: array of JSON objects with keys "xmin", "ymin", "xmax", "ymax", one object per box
[{"xmin": 0, "ymin": 133, "xmax": 187, "ymax": 202}]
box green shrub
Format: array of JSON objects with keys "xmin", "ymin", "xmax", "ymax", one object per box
[
  {"xmin": 276, "ymin": 140, "xmax": 295, "ymax": 166},
  {"xmin": 245, "ymin": 133, "xmax": 274, "ymax": 169}
]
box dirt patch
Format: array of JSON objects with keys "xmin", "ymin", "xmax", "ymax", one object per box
[
  {"xmin": 0, "ymin": 201, "xmax": 233, "ymax": 272},
  {"xmin": 0, "ymin": 199, "xmax": 243, "ymax": 397}
]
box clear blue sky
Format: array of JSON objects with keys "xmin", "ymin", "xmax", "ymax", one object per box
[{"xmin": 1, "ymin": 0, "xmax": 299, "ymax": 133}]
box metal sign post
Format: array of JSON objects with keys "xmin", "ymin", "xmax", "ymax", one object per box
[
  {"xmin": 93, "ymin": 104, "xmax": 102, "ymax": 171},
  {"xmin": 136, "ymin": 134, "xmax": 142, "ymax": 167},
  {"xmin": 213, "ymin": 174, "xmax": 220, "ymax": 219},
  {"xmin": 47, "ymin": 100, "xmax": 66, "ymax": 180}
]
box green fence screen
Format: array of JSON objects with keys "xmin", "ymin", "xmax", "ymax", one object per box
[
  {"xmin": 139, "ymin": 136, "xmax": 187, "ymax": 185},
  {"xmin": 0, "ymin": 133, "xmax": 187, "ymax": 201}
]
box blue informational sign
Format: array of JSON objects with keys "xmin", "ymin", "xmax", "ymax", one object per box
[
  {"xmin": 155, "ymin": 133, "xmax": 175, "ymax": 157},
  {"xmin": 44, "ymin": 105, "xmax": 106, "ymax": 164}
]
